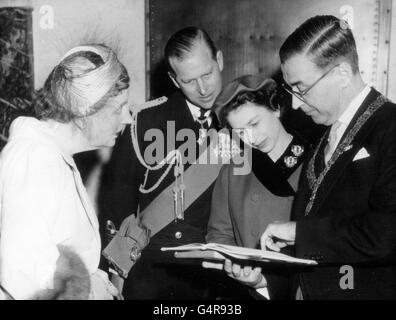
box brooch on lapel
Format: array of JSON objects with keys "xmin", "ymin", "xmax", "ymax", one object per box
[
  {"xmin": 284, "ymin": 156, "xmax": 298, "ymax": 168},
  {"xmin": 291, "ymin": 145, "xmax": 304, "ymax": 157},
  {"xmin": 283, "ymin": 144, "xmax": 304, "ymax": 168}
]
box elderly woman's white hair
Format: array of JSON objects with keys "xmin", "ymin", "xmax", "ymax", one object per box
[{"xmin": 34, "ymin": 44, "xmax": 129, "ymax": 122}]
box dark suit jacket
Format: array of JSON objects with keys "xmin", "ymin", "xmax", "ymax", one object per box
[
  {"xmin": 293, "ymin": 88, "xmax": 396, "ymax": 299},
  {"xmin": 99, "ymin": 91, "xmax": 250, "ymax": 299}
]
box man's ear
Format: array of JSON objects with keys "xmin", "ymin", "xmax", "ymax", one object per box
[
  {"xmin": 168, "ymin": 71, "xmax": 180, "ymax": 89},
  {"xmin": 216, "ymin": 50, "xmax": 224, "ymax": 72},
  {"xmin": 338, "ymin": 62, "xmax": 353, "ymax": 88}
]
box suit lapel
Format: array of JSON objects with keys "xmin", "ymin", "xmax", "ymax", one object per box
[
  {"xmin": 292, "ymin": 158, "xmax": 312, "ymax": 220},
  {"xmin": 307, "ymin": 89, "xmax": 384, "ymax": 216}
]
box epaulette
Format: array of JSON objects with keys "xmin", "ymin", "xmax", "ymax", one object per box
[{"xmin": 132, "ymin": 96, "xmax": 168, "ymax": 114}]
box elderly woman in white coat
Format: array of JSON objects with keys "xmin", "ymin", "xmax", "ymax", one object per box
[{"xmin": 0, "ymin": 44, "xmax": 131, "ymax": 299}]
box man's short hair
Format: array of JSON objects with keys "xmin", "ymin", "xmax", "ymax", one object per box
[
  {"xmin": 164, "ymin": 26, "xmax": 217, "ymax": 75},
  {"xmin": 279, "ymin": 15, "xmax": 359, "ymax": 74}
]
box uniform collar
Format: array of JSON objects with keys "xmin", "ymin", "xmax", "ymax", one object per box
[{"xmin": 185, "ymin": 100, "xmax": 212, "ymax": 125}]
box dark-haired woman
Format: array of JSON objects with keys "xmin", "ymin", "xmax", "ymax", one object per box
[
  {"xmin": 206, "ymin": 75, "xmax": 309, "ymax": 299},
  {"xmin": 0, "ymin": 45, "xmax": 131, "ymax": 299}
]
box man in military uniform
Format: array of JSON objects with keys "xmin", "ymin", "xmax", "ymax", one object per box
[{"xmin": 100, "ymin": 26, "xmax": 249, "ymax": 299}]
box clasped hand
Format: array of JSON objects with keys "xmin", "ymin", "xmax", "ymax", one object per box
[
  {"xmin": 202, "ymin": 259, "xmax": 266, "ymax": 289},
  {"xmin": 202, "ymin": 221, "xmax": 296, "ymax": 289}
]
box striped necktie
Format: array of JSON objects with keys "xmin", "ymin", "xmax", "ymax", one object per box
[
  {"xmin": 324, "ymin": 121, "xmax": 342, "ymax": 164},
  {"xmin": 197, "ymin": 109, "xmax": 210, "ymax": 130}
]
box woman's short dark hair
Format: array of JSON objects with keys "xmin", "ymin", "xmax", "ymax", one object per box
[
  {"xmin": 219, "ymin": 81, "xmax": 286, "ymax": 128},
  {"xmin": 279, "ymin": 15, "xmax": 359, "ymax": 74},
  {"xmin": 34, "ymin": 44, "xmax": 129, "ymax": 123}
]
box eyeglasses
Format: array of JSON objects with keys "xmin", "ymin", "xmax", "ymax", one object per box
[{"xmin": 282, "ymin": 64, "xmax": 340, "ymax": 102}]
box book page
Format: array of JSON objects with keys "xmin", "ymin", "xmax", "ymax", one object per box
[{"xmin": 161, "ymin": 242, "xmax": 317, "ymax": 265}]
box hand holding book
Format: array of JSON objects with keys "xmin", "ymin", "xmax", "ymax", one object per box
[{"xmin": 161, "ymin": 242, "xmax": 316, "ymax": 300}]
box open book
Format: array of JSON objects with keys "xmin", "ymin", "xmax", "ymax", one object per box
[{"xmin": 161, "ymin": 242, "xmax": 318, "ymax": 265}]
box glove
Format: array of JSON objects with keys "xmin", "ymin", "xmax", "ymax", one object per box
[{"xmin": 88, "ymin": 269, "xmax": 119, "ymax": 300}]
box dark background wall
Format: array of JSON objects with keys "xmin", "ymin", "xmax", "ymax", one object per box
[{"xmin": 147, "ymin": 0, "xmax": 391, "ymax": 99}]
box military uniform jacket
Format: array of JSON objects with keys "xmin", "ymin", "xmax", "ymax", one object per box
[{"xmin": 101, "ymin": 90, "xmax": 246, "ymax": 299}]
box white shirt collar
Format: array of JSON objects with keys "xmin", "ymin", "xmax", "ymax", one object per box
[
  {"xmin": 326, "ymin": 85, "xmax": 371, "ymax": 160},
  {"xmin": 186, "ymin": 99, "xmax": 212, "ymax": 125},
  {"xmin": 338, "ymin": 85, "xmax": 371, "ymax": 127}
]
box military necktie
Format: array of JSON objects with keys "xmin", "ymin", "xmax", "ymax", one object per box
[{"xmin": 197, "ymin": 108, "xmax": 210, "ymax": 130}]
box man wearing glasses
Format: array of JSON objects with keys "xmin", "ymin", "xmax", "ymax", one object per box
[
  {"xmin": 281, "ymin": 62, "xmax": 340, "ymax": 119},
  {"xmin": 230, "ymin": 15, "xmax": 396, "ymax": 299}
]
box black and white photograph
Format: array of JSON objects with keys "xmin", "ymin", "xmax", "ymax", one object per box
[{"xmin": 1, "ymin": 0, "xmax": 396, "ymax": 307}]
